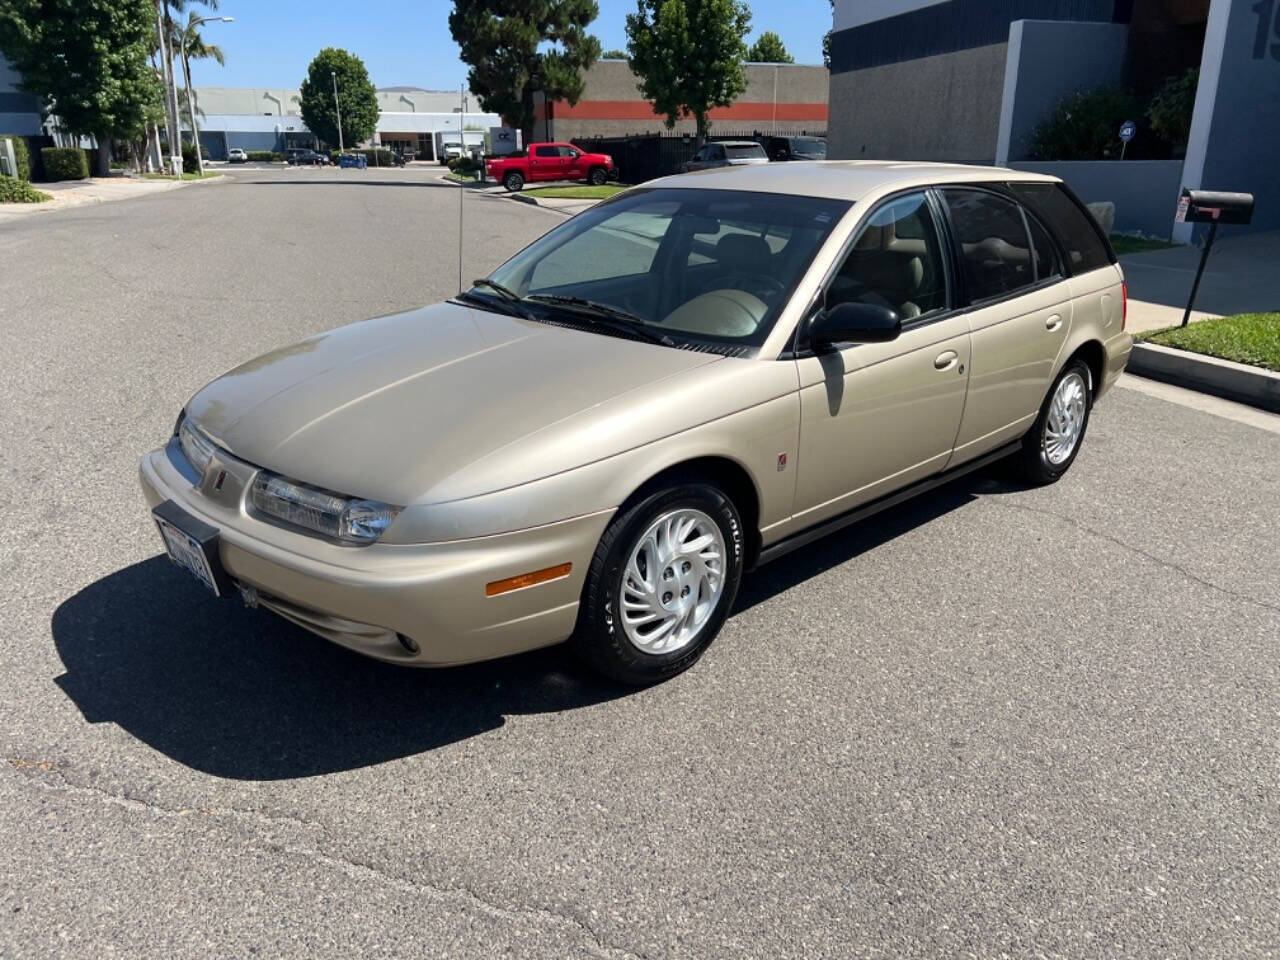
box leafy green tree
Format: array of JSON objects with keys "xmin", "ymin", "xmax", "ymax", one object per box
[
  {"xmin": 822, "ymin": 0, "xmax": 832, "ymax": 68},
  {"xmin": 747, "ymin": 30, "xmax": 792, "ymax": 63},
  {"xmin": 298, "ymin": 47, "xmax": 379, "ymax": 148},
  {"xmin": 449, "ymin": 0, "xmax": 601, "ymax": 146},
  {"xmin": 626, "ymin": 0, "xmax": 751, "ymax": 148},
  {"xmin": 601, "ymin": 48, "xmax": 628, "ymax": 59},
  {"xmin": 0, "ymin": 0, "xmax": 159, "ymax": 173}
]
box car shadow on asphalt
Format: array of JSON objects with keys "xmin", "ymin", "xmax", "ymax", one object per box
[
  {"xmin": 50, "ymin": 471, "xmax": 1017, "ymax": 781},
  {"xmin": 735, "ymin": 476, "xmax": 986, "ymax": 614},
  {"xmin": 51, "ymin": 556, "xmax": 630, "ymax": 781}
]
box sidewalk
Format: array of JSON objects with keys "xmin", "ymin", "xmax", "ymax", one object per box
[
  {"xmin": 0, "ymin": 173, "xmax": 222, "ymax": 221},
  {"xmin": 1119, "ymin": 230, "xmax": 1280, "ymax": 333}
]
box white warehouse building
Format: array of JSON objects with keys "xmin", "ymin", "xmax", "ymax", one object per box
[{"xmin": 188, "ymin": 86, "xmax": 501, "ymax": 161}]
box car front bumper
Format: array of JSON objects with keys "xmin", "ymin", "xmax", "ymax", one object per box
[{"xmin": 139, "ymin": 442, "xmax": 611, "ymax": 666}]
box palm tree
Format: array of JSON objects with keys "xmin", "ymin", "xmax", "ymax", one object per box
[{"xmin": 168, "ymin": 4, "xmax": 226, "ymax": 175}]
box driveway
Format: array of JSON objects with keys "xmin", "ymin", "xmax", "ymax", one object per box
[{"xmin": 1, "ymin": 167, "xmax": 1277, "ymax": 959}]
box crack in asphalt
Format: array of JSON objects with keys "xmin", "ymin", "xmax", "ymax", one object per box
[
  {"xmin": 6, "ymin": 761, "xmax": 644, "ymax": 960},
  {"xmin": 983, "ymin": 498, "xmax": 1280, "ymax": 615}
]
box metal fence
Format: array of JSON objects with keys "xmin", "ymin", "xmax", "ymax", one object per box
[{"xmin": 569, "ymin": 129, "xmax": 828, "ymax": 185}]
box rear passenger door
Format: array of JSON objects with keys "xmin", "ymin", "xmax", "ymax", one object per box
[
  {"xmin": 940, "ymin": 187, "xmax": 1072, "ymax": 463},
  {"xmin": 530, "ymin": 145, "xmax": 560, "ymax": 181}
]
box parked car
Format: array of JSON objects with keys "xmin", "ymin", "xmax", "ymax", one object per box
[
  {"xmin": 338, "ymin": 153, "xmax": 367, "ymax": 169},
  {"xmin": 763, "ymin": 136, "xmax": 827, "ymax": 161},
  {"xmin": 285, "ymin": 148, "xmax": 328, "ymax": 167},
  {"xmin": 141, "ymin": 162, "xmax": 1131, "ymax": 685},
  {"xmin": 486, "ymin": 142, "xmax": 616, "ymax": 192},
  {"xmin": 683, "ymin": 140, "xmax": 769, "ymax": 173},
  {"xmin": 227, "ymin": 148, "xmax": 247, "ymax": 164},
  {"xmin": 439, "ymin": 143, "xmax": 464, "ymax": 165}
]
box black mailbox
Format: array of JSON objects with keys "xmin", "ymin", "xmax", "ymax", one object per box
[{"xmin": 1178, "ymin": 188, "xmax": 1254, "ymax": 224}]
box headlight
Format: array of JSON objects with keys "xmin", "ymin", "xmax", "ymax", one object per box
[
  {"xmin": 178, "ymin": 416, "xmax": 217, "ymax": 479},
  {"xmin": 250, "ymin": 472, "xmax": 400, "ymax": 544}
]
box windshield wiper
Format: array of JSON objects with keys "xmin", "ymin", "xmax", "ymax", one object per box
[
  {"xmin": 525, "ymin": 294, "xmax": 670, "ymax": 345},
  {"xmin": 457, "ymin": 279, "xmax": 533, "ymax": 320},
  {"xmin": 472, "ymin": 278, "xmax": 524, "ymax": 303}
]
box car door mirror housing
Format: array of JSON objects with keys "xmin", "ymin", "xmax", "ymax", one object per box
[{"xmin": 809, "ymin": 302, "xmax": 902, "ymax": 349}]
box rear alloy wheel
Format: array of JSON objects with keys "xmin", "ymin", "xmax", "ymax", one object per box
[
  {"xmin": 504, "ymin": 171, "xmax": 524, "ymax": 192},
  {"xmin": 1011, "ymin": 358, "xmax": 1093, "ymax": 484},
  {"xmin": 588, "ymin": 167, "xmax": 608, "ymax": 186},
  {"xmin": 571, "ymin": 483, "xmax": 743, "ymax": 684}
]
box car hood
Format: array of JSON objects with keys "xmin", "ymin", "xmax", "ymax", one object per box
[{"xmin": 186, "ymin": 301, "xmax": 724, "ymax": 506}]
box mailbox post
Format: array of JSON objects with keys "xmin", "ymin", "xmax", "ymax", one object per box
[{"xmin": 1175, "ymin": 188, "xmax": 1255, "ymax": 327}]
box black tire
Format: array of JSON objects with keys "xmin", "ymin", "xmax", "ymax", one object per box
[
  {"xmin": 504, "ymin": 171, "xmax": 524, "ymax": 192},
  {"xmin": 587, "ymin": 166, "xmax": 608, "ymax": 186},
  {"xmin": 1010, "ymin": 358, "xmax": 1093, "ymax": 485},
  {"xmin": 570, "ymin": 482, "xmax": 744, "ymax": 685}
]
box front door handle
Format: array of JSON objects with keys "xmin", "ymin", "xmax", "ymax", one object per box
[
  {"xmin": 934, "ymin": 350, "xmax": 958, "ymax": 370},
  {"xmin": 1045, "ymin": 314, "xmax": 1063, "ymax": 331}
]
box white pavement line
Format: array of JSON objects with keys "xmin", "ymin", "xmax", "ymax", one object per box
[{"xmin": 1114, "ymin": 372, "xmax": 1280, "ymax": 435}]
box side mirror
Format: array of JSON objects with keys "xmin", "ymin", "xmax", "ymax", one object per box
[{"xmin": 809, "ymin": 301, "xmax": 901, "ymax": 350}]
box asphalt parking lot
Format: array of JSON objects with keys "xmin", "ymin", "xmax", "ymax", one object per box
[{"xmin": 1, "ymin": 166, "xmax": 1277, "ymax": 959}]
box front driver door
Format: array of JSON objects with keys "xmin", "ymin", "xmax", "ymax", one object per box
[{"xmin": 793, "ymin": 191, "xmax": 971, "ymax": 528}]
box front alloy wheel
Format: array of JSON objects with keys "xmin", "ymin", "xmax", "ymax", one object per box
[
  {"xmin": 588, "ymin": 167, "xmax": 608, "ymax": 186},
  {"xmin": 572, "ymin": 483, "xmax": 743, "ymax": 684}
]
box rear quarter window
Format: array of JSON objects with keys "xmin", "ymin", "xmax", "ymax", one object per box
[{"xmin": 1007, "ymin": 182, "xmax": 1114, "ymax": 275}]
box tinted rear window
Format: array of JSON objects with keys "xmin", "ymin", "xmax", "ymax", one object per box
[
  {"xmin": 726, "ymin": 144, "xmax": 766, "ymax": 160},
  {"xmin": 1007, "ymin": 182, "xmax": 1113, "ymax": 274}
]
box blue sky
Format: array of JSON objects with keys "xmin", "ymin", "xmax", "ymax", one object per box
[{"xmin": 186, "ymin": 0, "xmax": 831, "ymax": 90}]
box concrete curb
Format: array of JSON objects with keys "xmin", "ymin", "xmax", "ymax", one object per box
[{"xmin": 1128, "ymin": 341, "xmax": 1280, "ymax": 413}]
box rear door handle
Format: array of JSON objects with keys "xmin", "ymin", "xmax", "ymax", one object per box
[
  {"xmin": 1045, "ymin": 314, "xmax": 1063, "ymax": 331},
  {"xmin": 934, "ymin": 350, "xmax": 958, "ymax": 370}
]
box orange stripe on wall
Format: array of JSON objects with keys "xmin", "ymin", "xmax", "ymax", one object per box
[{"xmin": 552, "ymin": 100, "xmax": 828, "ymax": 122}]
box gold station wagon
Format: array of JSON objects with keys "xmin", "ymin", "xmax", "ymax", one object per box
[{"xmin": 140, "ymin": 162, "xmax": 1132, "ymax": 684}]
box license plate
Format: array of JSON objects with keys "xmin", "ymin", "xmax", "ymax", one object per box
[{"xmin": 153, "ymin": 501, "xmax": 227, "ymax": 597}]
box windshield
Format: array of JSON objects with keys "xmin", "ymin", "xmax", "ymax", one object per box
[
  {"xmin": 726, "ymin": 144, "xmax": 767, "ymax": 160},
  {"xmin": 792, "ymin": 138, "xmax": 827, "ymax": 157},
  {"xmin": 476, "ymin": 188, "xmax": 850, "ymax": 351}
]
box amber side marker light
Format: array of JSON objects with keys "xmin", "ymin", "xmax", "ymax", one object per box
[{"xmin": 485, "ymin": 563, "xmax": 573, "ymax": 597}]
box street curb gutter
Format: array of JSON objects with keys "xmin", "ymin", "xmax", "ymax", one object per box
[{"xmin": 1128, "ymin": 341, "xmax": 1280, "ymax": 413}]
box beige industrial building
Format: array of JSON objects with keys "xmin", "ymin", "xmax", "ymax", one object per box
[{"xmin": 533, "ymin": 59, "xmax": 829, "ymax": 141}]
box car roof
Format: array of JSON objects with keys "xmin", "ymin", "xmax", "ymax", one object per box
[
  {"xmin": 649, "ymin": 160, "xmax": 1059, "ymax": 201},
  {"xmin": 714, "ymin": 141, "xmax": 764, "ymax": 147}
]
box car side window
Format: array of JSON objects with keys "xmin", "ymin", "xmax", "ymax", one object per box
[
  {"xmin": 559, "ymin": 146, "xmax": 578, "ymax": 158},
  {"xmin": 711, "ymin": 145, "xmax": 725, "ymax": 161},
  {"xmin": 535, "ymin": 146, "xmax": 558, "ymax": 158},
  {"xmin": 941, "ymin": 188, "xmax": 1038, "ymax": 302},
  {"xmin": 1025, "ymin": 210, "xmax": 1062, "ymax": 282},
  {"xmin": 1007, "ymin": 182, "xmax": 1113, "ymax": 274},
  {"xmin": 825, "ymin": 191, "xmax": 949, "ymax": 322}
]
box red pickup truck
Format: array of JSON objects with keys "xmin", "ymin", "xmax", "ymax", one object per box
[{"xmin": 486, "ymin": 142, "xmax": 616, "ymax": 192}]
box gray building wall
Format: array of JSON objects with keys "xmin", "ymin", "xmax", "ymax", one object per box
[
  {"xmin": 1177, "ymin": 0, "xmax": 1280, "ymax": 237},
  {"xmin": 1009, "ymin": 159, "xmax": 1185, "ymax": 236},
  {"xmin": 0, "ymin": 53, "xmax": 42, "ymax": 135},
  {"xmin": 828, "ymin": 42, "xmax": 1009, "ymax": 162},
  {"xmin": 995, "ymin": 19, "xmax": 1129, "ymax": 163}
]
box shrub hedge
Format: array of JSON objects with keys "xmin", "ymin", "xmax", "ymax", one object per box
[
  {"xmin": 0, "ymin": 136, "xmax": 31, "ymax": 181},
  {"xmin": 181, "ymin": 140, "xmax": 199, "ymax": 171},
  {"xmin": 41, "ymin": 146, "xmax": 90, "ymax": 181},
  {"xmin": 0, "ymin": 173, "xmax": 49, "ymax": 202},
  {"xmin": 246, "ymin": 150, "xmax": 283, "ymax": 162}
]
